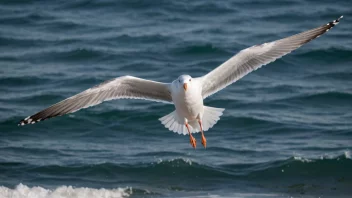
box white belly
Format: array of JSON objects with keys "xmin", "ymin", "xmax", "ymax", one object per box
[{"xmin": 172, "ymin": 89, "xmax": 204, "ymax": 121}]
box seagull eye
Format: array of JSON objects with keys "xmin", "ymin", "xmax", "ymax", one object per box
[
  {"xmin": 189, "ymin": 79, "xmax": 191, "ymax": 82},
  {"xmin": 178, "ymin": 80, "xmax": 181, "ymax": 83}
]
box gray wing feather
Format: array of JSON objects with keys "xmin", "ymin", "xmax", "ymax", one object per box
[
  {"xmin": 199, "ymin": 16, "xmax": 343, "ymax": 99},
  {"xmin": 19, "ymin": 76, "xmax": 172, "ymax": 125}
]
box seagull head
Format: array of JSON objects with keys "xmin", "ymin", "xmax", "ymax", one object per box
[{"xmin": 177, "ymin": 75, "xmax": 192, "ymax": 92}]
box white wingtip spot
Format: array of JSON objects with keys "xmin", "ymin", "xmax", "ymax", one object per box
[{"xmin": 333, "ymin": 15, "xmax": 343, "ymax": 25}]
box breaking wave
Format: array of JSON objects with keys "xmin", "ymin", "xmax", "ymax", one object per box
[{"xmin": 0, "ymin": 183, "xmax": 132, "ymax": 198}]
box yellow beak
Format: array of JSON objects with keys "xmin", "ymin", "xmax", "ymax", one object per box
[{"xmin": 183, "ymin": 83, "xmax": 188, "ymax": 91}]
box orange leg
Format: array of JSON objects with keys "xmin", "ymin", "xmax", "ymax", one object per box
[
  {"xmin": 198, "ymin": 120, "xmax": 207, "ymax": 148},
  {"xmin": 185, "ymin": 123, "xmax": 196, "ymax": 149}
]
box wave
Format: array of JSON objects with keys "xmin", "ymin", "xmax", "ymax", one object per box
[
  {"xmin": 246, "ymin": 155, "xmax": 352, "ymax": 179},
  {"xmin": 236, "ymin": 90, "xmax": 352, "ymax": 107},
  {"xmin": 35, "ymin": 48, "xmax": 107, "ymax": 62},
  {"xmin": 171, "ymin": 1, "xmax": 236, "ymax": 15},
  {"xmin": 59, "ymin": 0, "xmax": 236, "ymax": 14},
  {"xmin": 279, "ymin": 91, "xmax": 352, "ymax": 105},
  {"xmin": 58, "ymin": 0, "xmax": 133, "ymax": 10},
  {"xmin": 0, "ymin": 183, "xmax": 131, "ymax": 198},
  {"xmin": 304, "ymin": 71, "xmax": 352, "ymax": 81},
  {"xmin": 23, "ymin": 159, "xmax": 230, "ymax": 180},
  {"xmin": 222, "ymin": 116, "xmax": 276, "ymax": 127},
  {"xmin": 0, "ymin": 154, "xmax": 351, "ymax": 197},
  {"xmin": 171, "ymin": 43, "xmax": 230, "ymax": 57},
  {"xmin": 298, "ymin": 91, "xmax": 352, "ymax": 101},
  {"xmin": 0, "ymin": 36, "xmax": 44, "ymax": 48},
  {"xmin": 0, "ymin": 146, "xmax": 70, "ymax": 156},
  {"xmin": 259, "ymin": 12, "xmax": 307, "ymax": 23},
  {"xmin": 102, "ymin": 33, "xmax": 173, "ymax": 44},
  {"xmin": 294, "ymin": 48, "xmax": 352, "ymax": 62},
  {"xmin": 0, "ymin": 76, "xmax": 52, "ymax": 87},
  {"xmin": 0, "ymin": 12, "xmax": 55, "ymax": 26},
  {"xmin": 1, "ymin": 154, "xmax": 350, "ymax": 181}
]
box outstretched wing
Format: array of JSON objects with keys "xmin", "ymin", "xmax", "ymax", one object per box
[
  {"xmin": 199, "ymin": 16, "xmax": 343, "ymax": 99},
  {"xmin": 19, "ymin": 76, "xmax": 172, "ymax": 125}
]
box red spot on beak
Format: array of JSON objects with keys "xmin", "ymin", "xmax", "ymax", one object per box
[{"xmin": 183, "ymin": 83, "xmax": 188, "ymax": 91}]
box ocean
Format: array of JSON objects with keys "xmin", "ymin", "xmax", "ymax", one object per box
[{"xmin": 0, "ymin": 0, "xmax": 352, "ymax": 197}]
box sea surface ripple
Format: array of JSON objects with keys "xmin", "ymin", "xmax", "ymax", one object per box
[{"xmin": 0, "ymin": 0, "xmax": 351, "ymax": 197}]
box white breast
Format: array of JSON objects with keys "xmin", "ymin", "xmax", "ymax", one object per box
[{"xmin": 171, "ymin": 80, "xmax": 204, "ymax": 121}]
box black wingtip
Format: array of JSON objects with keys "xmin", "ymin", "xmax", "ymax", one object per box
[
  {"xmin": 18, "ymin": 118, "xmax": 26, "ymax": 126},
  {"xmin": 335, "ymin": 15, "xmax": 343, "ymax": 24},
  {"xmin": 18, "ymin": 118, "xmax": 29, "ymax": 126},
  {"xmin": 18, "ymin": 116, "xmax": 38, "ymax": 126},
  {"xmin": 328, "ymin": 15, "xmax": 343, "ymax": 27}
]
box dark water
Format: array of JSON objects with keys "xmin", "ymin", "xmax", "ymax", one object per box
[{"xmin": 1, "ymin": 0, "xmax": 352, "ymax": 197}]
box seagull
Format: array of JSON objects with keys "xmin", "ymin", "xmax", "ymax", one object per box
[{"xmin": 19, "ymin": 16, "xmax": 343, "ymax": 148}]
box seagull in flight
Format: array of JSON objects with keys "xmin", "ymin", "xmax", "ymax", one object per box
[{"xmin": 19, "ymin": 16, "xmax": 343, "ymax": 149}]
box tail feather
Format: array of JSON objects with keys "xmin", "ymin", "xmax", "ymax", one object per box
[
  {"xmin": 159, "ymin": 111, "xmax": 187, "ymax": 135},
  {"xmin": 159, "ymin": 106, "xmax": 225, "ymax": 135},
  {"xmin": 202, "ymin": 106, "xmax": 224, "ymax": 131}
]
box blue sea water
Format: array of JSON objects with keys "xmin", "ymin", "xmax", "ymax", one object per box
[{"xmin": 1, "ymin": 0, "xmax": 352, "ymax": 197}]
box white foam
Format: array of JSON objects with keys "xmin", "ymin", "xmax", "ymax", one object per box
[
  {"xmin": 156, "ymin": 158, "xmax": 193, "ymax": 166},
  {"xmin": 293, "ymin": 156, "xmax": 312, "ymax": 163},
  {"xmin": 0, "ymin": 183, "xmax": 132, "ymax": 198},
  {"xmin": 345, "ymin": 150, "xmax": 351, "ymax": 159}
]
